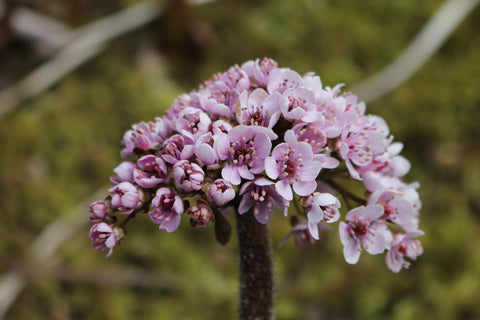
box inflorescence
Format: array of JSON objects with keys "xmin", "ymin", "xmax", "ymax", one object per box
[{"xmin": 89, "ymin": 58, "xmax": 423, "ymax": 273}]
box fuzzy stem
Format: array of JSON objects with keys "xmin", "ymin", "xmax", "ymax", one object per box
[{"xmin": 236, "ymin": 209, "xmax": 274, "ymax": 320}]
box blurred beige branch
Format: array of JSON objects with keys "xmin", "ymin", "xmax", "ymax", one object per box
[
  {"xmin": 0, "ymin": 0, "xmax": 161, "ymax": 118},
  {"xmin": 352, "ymin": 0, "xmax": 480, "ymax": 103},
  {"xmin": 10, "ymin": 6, "xmax": 73, "ymax": 55},
  {"xmin": 0, "ymin": 0, "xmax": 219, "ymax": 118}
]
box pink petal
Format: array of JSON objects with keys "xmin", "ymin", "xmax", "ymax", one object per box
[
  {"xmin": 253, "ymin": 133, "xmax": 272, "ymax": 158},
  {"xmin": 222, "ymin": 166, "xmax": 241, "ymax": 185},
  {"xmin": 293, "ymin": 180, "xmax": 317, "ymax": 196},
  {"xmin": 265, "ymin": 157, "xmax": 279, "ymax": 179},
  {"xmin": 239, "ymin": 194, "xmax": 255, "ymax": 214},
  {"xmin": 344, "ymin": 238, "xmax": 361, "ymax": 264},
  {"xmin": 159, "ymin": 215, "xmax": 181, "ymax": 232},
  {"xmin": 275, "ymin": 180, "xmax": 293, "ymax": 201},
  {"xmin": 195, "ymin": 144, "xmax": 216, "ymax": 164}
]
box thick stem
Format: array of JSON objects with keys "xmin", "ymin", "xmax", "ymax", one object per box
[{"xmin": 236, "ymin": 209, "xmax": 274, "ymax": 320}]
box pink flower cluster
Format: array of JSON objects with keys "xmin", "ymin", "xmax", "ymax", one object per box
[{"xmin": 89, "ymin": 58, "xmax": 423, "ymax": 272}]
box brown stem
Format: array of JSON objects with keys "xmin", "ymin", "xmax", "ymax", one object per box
[{"xmin": 236, "ymin": 208, "xmax": 274, "ymax": 320}]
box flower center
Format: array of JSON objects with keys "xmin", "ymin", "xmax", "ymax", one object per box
[
  {"xmin": 249, "ymin": 110, "xmax": 264, "ymax": 126},
  {"xmin": 160, "ymin": 194, "xmax": 175, "ymax": 210},
  {"xmin": 230, "ymin": 140, "xmax": 255, "ymax": 165},
  {"xmin": 215, "ymin": 180, "xmax": 229, "ymax": 192},
  {"xmin": 352, "ymin": 221, "xmax": 368, "ymax": 236},
  {"xmin": 283, "ymin": 160, "xmax": 296, "ymax": 177}
]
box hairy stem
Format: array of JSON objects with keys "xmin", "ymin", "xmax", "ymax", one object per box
[{"xmin": 236, "ymin": 209, "xmax": 274, "ymax": 320}]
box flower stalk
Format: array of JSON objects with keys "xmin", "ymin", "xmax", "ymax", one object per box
[{"xmin": 236, "ymin": 208, "xmax": 274, "ymax": 320}]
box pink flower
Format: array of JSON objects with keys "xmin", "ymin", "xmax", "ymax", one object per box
[
  {"xmin": 108, "ymin": 182, "xmax": 143, "ymax": 215},
  {"xmin": 121, "ymin": 121, "xmax": 161, "ymax": 158},
  {"xmin": 161, "ymin": 134, "xmax": 195, "ymax": 164},
  {"xmin": 241, "ymin": 57, "xmax": 277, "ymax": 87},
  {"xmin": 339, "ymin": 205, "xmax": 388, "ymax": 264},
  {"xmin": 89, "ymin": 223, "xmax": 124, "ymax": 257},
  {"xmin": 386, "ymin": 231, "xmax": 424, "ymax": 273},
  {"xmin": 110, "ymin": 161, "xmax": 136, "ymax": 185},
  {"xmin": 293, "ymin": 122, "xmax": 327, "ymax": 153},
  {"xmin": 216, "ymin": 125, "xmax": 276, "ymax": 185},
  {"xmin": 175, "ymin": 107, "xmax": 212, "ymax": 140},
  {"xmin": 173, "ymin": 160, "xmax": 205, "ymax": 192},
  {"xmin": 194, "ymin": 132, "xmax": 218, "ymax": 166},
  {"xmin": 236, "ymin": 88, "xmax": 283, "ymax": 128},
  {"xmin": 88, "ymin": 201, "xmax": 109, "ymax": 223},
  {"xmin": 239, "ymin": 177, "xmax": 289, "ymax": 224},
  {"xmin": 149, "ymin": 187, "xmax": 184, "ymax": 232},
  {"xmin": 279, "ymin": 220, "xmax": 329, "ymax": 247},
  {"xmin": 188, "ymin": 199, "xmax": 215, "ymax": 228},
  {"xmin": 265, "ymin": 130, "xmax": 322, "ymax": 200},
  {"xmin": 280, "ymin": 86, "xmax": 321, "ymax": 123},
  {"xmin": 267, "ymin": 68, "xmax": 303, "ymax": 94},
  {"xmin": 302, "ymin": 192, "xmax": 341, "ymax": 239},
  {"xmin": 368, "ymin": 189, "xmax": 419, "ymax": 232},
  {"xmin": 133, "ymin": 155, "xmax": 167, "ymax": 188},
  {"xmin": 207, "ymin": 179, "xmax": 236, "ymax": 206}
]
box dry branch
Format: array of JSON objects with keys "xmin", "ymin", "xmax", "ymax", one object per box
[{"xmin": 351, "ymin": 0, "xmax": 480, "ymax": 103}]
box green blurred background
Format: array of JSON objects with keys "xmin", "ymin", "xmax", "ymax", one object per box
[{"xmin": 1, "ymin": 0, "xmax": 480, "ymax": 319}]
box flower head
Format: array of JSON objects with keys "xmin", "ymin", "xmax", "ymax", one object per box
[{"xmin": 88, "ymin": 57, "xmax": 423, "ymax": 272}]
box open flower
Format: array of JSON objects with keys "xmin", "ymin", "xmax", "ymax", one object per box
[
  {"xmin": 216, "ymin": 125, "xmax": 276, "ymax": 185},
  {"xmin": 236, "ymin": 88, "xmax": 283, "ymax": 128},
  {"xmin": 386, "ymin": 231, "xmax": 424, "ymax": 273},
  {"xmin": 339, "ymin": 205, "xmax": 388, "ymax": 264},
  {"xmin": 89, "ymin": 223, "xmax": 124, "ymax": 257},
  {"xmin": 133, "ymin": 155, "xmax": 168, "ymax": 188},
  {"xmin": 149, "ymin": 187, "xmax": 184, "ymax": 232},
  {"xmin": 239, "ymin": 177, "xmax": 289, "ymax": 224},
  {"xmin": 302, "ymin": 192, "xmax": 341, "ymax": 239},
  {"xmin": 265, "ymin": 130, "xmax": 322, "ymax": 200}
]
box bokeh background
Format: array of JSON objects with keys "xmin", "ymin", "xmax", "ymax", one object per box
[{"xmin": 1, "ymin": 0, "xmax": 480, "ymax": 319}]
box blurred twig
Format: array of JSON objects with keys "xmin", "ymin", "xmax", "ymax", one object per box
[
  {"xmin": 0, "ymin": 1, "xmax": 161, "ymax": 118},
  {"xmin": 10, "ymin": 6, "xmax": 73, "ymax": 55},
  {"xmin": 0, "ymin": 0, "xmax": 220, "ymax": 119},
  {"xmin": 352, "ymin": 0, "xmax": 480, "ymax": 103}
]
